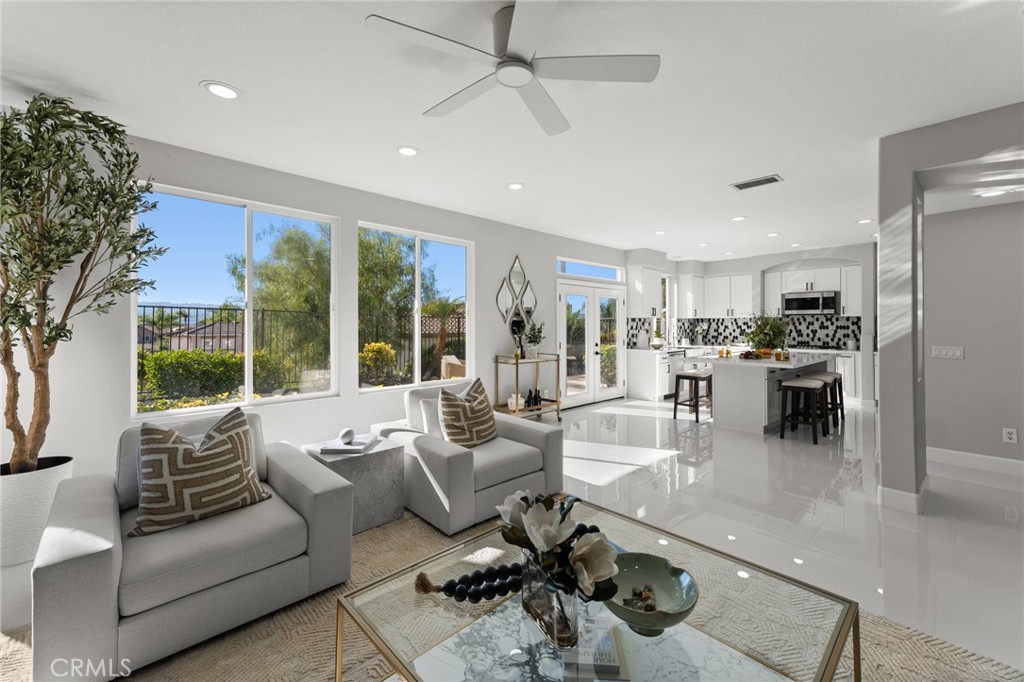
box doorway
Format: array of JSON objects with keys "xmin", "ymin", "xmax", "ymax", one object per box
[{"xmin": 557, "ymin": 283, "xmax": 626, "ymax": 407}]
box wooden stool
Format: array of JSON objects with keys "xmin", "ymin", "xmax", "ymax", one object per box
[
  {"xmin": 779, "ymin": 378, "xmax": 829, "ymax": 444},
  {"xmin": 806, "ymin": 371, "xmax": 845, "ymax": 423},
  {"xmin": 673, "ymin": 370, "xmax": 713, "ymax": 422},
  {"xmin": 805, "ymin": 372, "xmax": 840, "ymax": 428}
]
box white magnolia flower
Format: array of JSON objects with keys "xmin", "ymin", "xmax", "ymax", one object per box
[
  {"xmin": 569, "ymin": 532, "xmax": 619, "ymax": 596},
  {"xmin": 495, "ymin": 490, "xmax": 532, "ymax": 531},
  {"xmin": 523, "ymin": 504, "xmax": 576, "ymax": 553}
]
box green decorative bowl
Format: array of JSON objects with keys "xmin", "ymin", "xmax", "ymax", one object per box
[{"xmin": 603, "ymin": 552, "xmax": 699, "ymax": 637}]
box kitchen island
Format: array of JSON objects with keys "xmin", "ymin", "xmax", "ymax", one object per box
[{"xmin": 704, "ymin": 353, "xmax": 834, "ymax": 433}]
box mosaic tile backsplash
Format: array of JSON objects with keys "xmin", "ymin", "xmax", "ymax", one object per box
[{"xmin": 627, "ymin": 315, "xmax": 862, "ymax": 350}]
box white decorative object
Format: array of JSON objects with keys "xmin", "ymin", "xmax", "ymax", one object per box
[
  {"xmin": 507, "ymin": 394, "xmax": 524, "ymax": 411},
  {"xmin": 525, "ymin": 345, "xmax": 539, "ymax": 359},
  {"xmin": 0, "ymin": 456, "xmax": 73, "ymax": 566},
  {"xmin": 338, "ymin": 428, "xmax": 356, "ymax": 445}
]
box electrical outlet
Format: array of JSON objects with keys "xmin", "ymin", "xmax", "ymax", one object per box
[
  {"xmin": 1004, "ymin": 428, "xmax": 1018, "ymax": 444},
  {"xmin": 1006, "ymin": 506, "xmax": 1020, "ymax": 524}
]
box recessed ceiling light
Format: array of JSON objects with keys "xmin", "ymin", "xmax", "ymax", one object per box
[
  {"xmin": 793, "ymin": 558, "xmax": 804, "ymax": 565},
  {"xmin": 980, "ymin": 190, "xmax": 1006, "ymax": 198},
  {"xmin": 697, "ymin": 242, "xmax": 708, "ymax": 247},
  {"xmin": 657, "ymin": 539, "xmax": 669, "ymax": 546},
  {"xmin": 767, "ymin": 233, "xmax": 780, "ymax": 238},
  {"xmin": 200, "ymin": 80, "xmax": 239, "ymax": 99},
  {"xmin": 726, "ymin": 534, "xmax": 736, "ymax": 541},
  {"xmin": 653, "ymin": 230, "xmax": 666, "ymax": 235},
  {"xmin": 790, "ymin": 243, "xmax": 802, "ymax": 247},
  {"xmin": 725, "ymin": 251, "xmax": 735, "ymax": 255},
  {"xmin": 872, "ymin": 233, "xmax": 879, "ymax": 238},
  {"xmin": 736, "ymin": 570, "xmax": 750, "ymax": 579},
  {"xmin": 856, "ymin": 219, "xmax": 873, "ymax": 224},
  {"xmin": 507, "ymin": 182, "xmax": 525, "ymax": 190},
  {"xmin": 731, "ymin": 216, "xmax": 746, "ymax": 222},
  {"xmin": 395, "ymin": 146, "xmax": 420, "ymax": 157},
  {"xmin": 877, "ymin": 588, "xmax": 884, "ymax": 595}
]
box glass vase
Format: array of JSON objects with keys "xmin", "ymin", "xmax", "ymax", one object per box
[{"xmin": 520, "ymin": 550, "xmax": 579, "ymax": 650}]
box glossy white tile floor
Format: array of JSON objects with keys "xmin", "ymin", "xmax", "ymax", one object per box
[{"xmin": 545, "ymin": 398, "xmax": 1024, "ymax": 669}]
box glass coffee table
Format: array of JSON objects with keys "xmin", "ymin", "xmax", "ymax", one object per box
[{"xmin": 337, "ymin": 500, "xmax": 860, "ymax": 681}]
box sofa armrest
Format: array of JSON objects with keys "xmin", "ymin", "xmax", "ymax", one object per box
[
  {"xmin": 370, "ymin": 419, "xmax": 421, "ymax": 439},
  {"xmin": 493, "ymin": 412, "xmax": 564, "ymax": 496},
  {"xmin": 266, "ymin": 442, "xmax": 353, "ymax": 592},
  {"xmin": 388, "ymin": 431, "xmax": 474, "ymax": 535},
  {"xmin": 32, "ymin": 474, "xmax": 121, "ymax": 681}
]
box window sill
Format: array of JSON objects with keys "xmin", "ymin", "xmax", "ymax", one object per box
[
  {"xmin": 357, "ymin": 377, "xmax": 470, "ymax": 396},
  {"xmin": 131, "ymin": 389, "xmax": 339, "ymax": 422}
]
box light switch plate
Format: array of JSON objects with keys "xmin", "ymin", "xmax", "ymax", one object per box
[{"xmin": 931, "ymin": 345, "xmax": 964, "ymax": 359}]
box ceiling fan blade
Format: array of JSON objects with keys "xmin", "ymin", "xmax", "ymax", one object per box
[
  {"xmin": 424, "ymin": 74, "xmax": 499, "ymax": 117},
  {"xmin": 533, "ymin": 55, "xmax": 661, "ymax": 82},
  {"xmin": 517, "ymin": 78, "xmax": 569, "ymax": 136},
  {"xmin": 506, "ymin": 0, "xmax": 559, "ymax": 61},
  {"xmin": 365, "ymin": 14, "xmax": 499, "ymax": 68}
]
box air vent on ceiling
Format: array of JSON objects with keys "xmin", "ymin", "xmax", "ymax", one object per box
[{"xmin": 731, "ymin": 174, "xmax": 784, "ymax": 191}]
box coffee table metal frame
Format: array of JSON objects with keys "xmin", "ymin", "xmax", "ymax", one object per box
[{"xmin": 336, "ymin": 500, "xmax": 860, "ymax": 682}]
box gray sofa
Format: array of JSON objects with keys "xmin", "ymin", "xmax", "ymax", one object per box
[
  {"xmin": 31, "ymin": 412, "xmax": 353, "ymax": 681},
  {"xmin": 372, "ymin": 381, "xmax": 563, "ymax": 535}
]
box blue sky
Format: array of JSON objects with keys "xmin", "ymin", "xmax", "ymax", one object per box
[{"xmin": 139, "ymin": 192, "xmax": 466, "ymax": 305}]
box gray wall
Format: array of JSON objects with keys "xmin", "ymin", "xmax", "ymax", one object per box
[
  {"xmin": 878, "ymin": 101, "xmax": 1024, "ymax": 500},
  {"xmin": 924, "ymin": 202, "xmax": 1024, "ymax": 460},
  {"xmin": 1, "ymin": 137, "xmax": 625, "ymax": 477}
]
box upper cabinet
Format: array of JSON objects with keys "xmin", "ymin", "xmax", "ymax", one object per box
[
  {"xmin": 677, "ymin": 274, "xmax": 704, "ymax": 319},
  {"xmin": 626, "ymin": 266, "xmax": 667, "ymax": 318},
  {"xmin": 763, "ymin": 271, "xmax": 782, "ymax": 316},
  {"xmin": 705, "ymin": 274, "xmax": 752, "ymax": 318},
  {"xmin": 783, "ymin": 267, "xmax": 840, "ymax": 292},
  {"xmin": 841, "ymin": 265, "xmax": 862, "ymax": 316}
]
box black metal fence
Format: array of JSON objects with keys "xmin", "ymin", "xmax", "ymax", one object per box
[
  {"xmin": 137, "ymin": 304, "xmax": 330, "ymax": 385},
  {"xmin": 357, "ymin": 312, "xmax": 467, "ymax": 382}
]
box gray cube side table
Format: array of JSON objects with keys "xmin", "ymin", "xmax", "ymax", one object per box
[{"xmin": 301, "ymin": 438, "xmax": 404, "ymax": 534}]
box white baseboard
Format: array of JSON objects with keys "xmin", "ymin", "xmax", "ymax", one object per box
[
  {"xmin": 927, "ymin": 447, "xmax": 1024, "ymax": 477},
  {"xmin": 877, "ymin": 474, "xmax": 930, "ymax": 515}
]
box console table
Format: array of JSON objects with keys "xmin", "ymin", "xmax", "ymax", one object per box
[{"xmin": 493, "ymin": 353, "xmax": 562, "ymax": 421}]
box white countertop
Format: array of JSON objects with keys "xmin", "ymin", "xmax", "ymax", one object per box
[
  {"xmin": 702, "ymin": 353, "xmax": 833, "ymax": 369},
  {"xmin": 788, "ymin": 347, "xmax": 861, "ymax": 355}
]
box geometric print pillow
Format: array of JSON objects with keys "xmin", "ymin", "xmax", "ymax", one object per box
[
  {"xmin": 439, "ymin": 378, "xmax": 497, "ymax": 448},
  {"xmin": 129, "ymin": 407, "xmax": 270, "ymax": 536}
]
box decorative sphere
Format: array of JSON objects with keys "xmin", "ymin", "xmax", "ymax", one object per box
[
  {"xmin": 454, "ymin": 584, "xmax": 468, "ymax": 602},
  {"xmin": 442, "ymin": 579, "xmax": 457, "ymax": 597},
  {"xmin": 508, "ymin": 575, "xmax": 523, "ymax": 592},
  {"xmin": 457, "ymin": 574, "xmax": 472, "ymax": 587},
  {"xmin": 495, "ymin": 580, "xmax": 510, "ymax": 597},
  {"xmin": 338, "ymin": 428, "xmax": 355, "ymax": 444},
  {"xmin": 470, "ymin": 570, "xmax": 485, "ymax": 586},
  {"xmin": 483, "ymin": 566, "xmax": 498, "ymax": 583},
  {"xmin": 496, "ymin": 564, "xmax": 510, "ymax": 581},
  {"xmin": 509, "ymin": 562, "xmax": 523, "ymax": 577},
  {"xmin": 575, "ymin": 523, "xmax": 590, "ymax": 537},
  {"xmin": 588, "ymin": 524, "xmax": 601, "ymax": 534},
  {"xmin": 468, "ymin": 586, "xmax": 482, "ymax": 603},
  {"xmin": 481, "ymin": 583, "xmax": 497, "ymax": 600}
]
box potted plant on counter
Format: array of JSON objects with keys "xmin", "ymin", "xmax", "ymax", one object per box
[
  {"xmin": 744, "ymin": 311, "xmax": 788, "ymax": 357},
  {"xmin": 1, "ymin": 94, "xmax": 165, "ymax": 566}
]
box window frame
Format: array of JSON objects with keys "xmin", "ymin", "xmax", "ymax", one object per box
[
  {"xmin": 556, "ymin": 256, "xmax": 624, "ymax": 283},
  {"xmin": 130, "ymin": 183, "xmax": 339, "ymax": 420},
  {"xmin": 356, "ymin": 220, "xmax": 475, "ymax": 393}
]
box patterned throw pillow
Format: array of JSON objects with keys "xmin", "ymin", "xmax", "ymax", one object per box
[
  {"xmin": 439, "ymin": 378, "xmax": 498, "ymax": 447},
  {"xmin": 129, "ymin": 407, "xmax": 270, "ymax": 536}
]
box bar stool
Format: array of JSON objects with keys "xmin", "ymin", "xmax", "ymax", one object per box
[
  {"xmin": 673, "ymin": 370, "xmax": 713, "ymax": 422},
  {"xmin": 805, "ymin": 371, "xmax": 845, "ymax": 424},
  {"xmin": 779, "ymin": 378, "xmax": 829, "ymax": 444}
]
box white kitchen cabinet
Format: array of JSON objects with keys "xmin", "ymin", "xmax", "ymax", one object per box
[
  {"xmin": 783, "ymin": 267, "xmax": 841, "ymax": 292},
  {"xmin": 841, "ymin": 265, "xmax": 862, "ymax": 316},
  {"xmin": 763, "ymin": 271, "xmax": 782, "ymax": 315},
  {"xmin": 626, "ymin": 266, "xmax": 665, "ymax": 318},
  {"xmin": 677, "ymin": 275, "xmax": 705, "ymax": 319},
  {"xmin": 705, "ymin": 276, "xmax": 731, "ymax": 317},
  {"xmin": 706, "ymin": 274, "xmax": 751, "ymax": 317},
  {"xmin": 731, "ymin": 274, "xmax": 753, "ymax": 317}
]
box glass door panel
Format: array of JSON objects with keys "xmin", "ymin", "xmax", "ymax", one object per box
[{"xmin": 564, "ymin": 293, "xmax": 588, "ymax": 399}]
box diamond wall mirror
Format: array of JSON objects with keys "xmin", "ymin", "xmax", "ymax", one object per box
[
  {"xmin": 508, "ymin": 257, "xmax": 527, "ymax": 296},
  {"xmin": 521, "ymin": 282, "xmax": 537, "ymax": 318},
  {"xmin": 496, "ymin": 279, "xmax": 515, "ymax": 322}
]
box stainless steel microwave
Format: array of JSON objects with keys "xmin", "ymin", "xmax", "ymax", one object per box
[{"xmin": 783, "ymin": 291, "xmax": 839, "ymax": 315}]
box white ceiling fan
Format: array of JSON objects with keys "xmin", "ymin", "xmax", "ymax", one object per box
[{"xmin": 365, "ymin": 2, "xmax": 661, "ymax": 136}]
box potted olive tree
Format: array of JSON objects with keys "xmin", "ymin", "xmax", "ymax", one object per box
[{"xmin": 0, "ymin": 94, "xmax": 164, "ymax": 566}]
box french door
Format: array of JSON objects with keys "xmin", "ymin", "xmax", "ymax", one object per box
[{"xmin": 557, "ymin": 283, "xmax": 626, "ymax": 408}]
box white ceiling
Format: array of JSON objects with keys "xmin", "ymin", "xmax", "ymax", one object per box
[{"xmin": 3, "ymin": 1, "xmax": 1022, "ymax": 260}]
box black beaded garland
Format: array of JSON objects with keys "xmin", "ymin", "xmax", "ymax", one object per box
[
  {"xmin": 457, "ymin": 574, "xmax": 472, "ymax": 587},
  {"xmin": 575, "ymin": 522, "xmax": 590, "ymax": 538},
  {"xmin": 508, "ymin": 575, "xmax": 522, "ymax": 592},
  {"xmin": 443, "ymin": 579, "xmax": 457, "ymax": 597},
  {"xmin": 470, "ymin": 570, "xmax": 485, "ymax": 586},
  {"xmin": 495, "ymin": 580, "xmax": 510, "ymax": 597},
  {"xmin": 496, "ymin": 564, "xmax": 510, "ymax": 581},
  {"xmin": 481, "ymin": 583, "xmax": 496, "ymax": 600},
  {"xmin": 467, "ymin": 586, "xmax": 482, "ymax": 604},
  {"xmin": 433, "ymin": 563, "xmax": 526, "ymax": 603},
  {"xmin": 587, "ymin": 524, "xmax": 601, "ymax": 534},
  {"xmin": 509, "ymin": 562, "xmax": 523, "ymax": 577},
  {"xmin": 454, "ymin": 584, "xmax": 468, "ymax": 602}
]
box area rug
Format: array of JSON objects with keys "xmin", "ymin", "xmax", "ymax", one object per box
[{"xmin": 2, "ymin": 512, "xmax": 1022, "ymax": 682}]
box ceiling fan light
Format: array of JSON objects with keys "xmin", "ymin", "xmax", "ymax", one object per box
[{"xmin": 495, "ymin": 61, "xmax": 534, "ymax": 88}]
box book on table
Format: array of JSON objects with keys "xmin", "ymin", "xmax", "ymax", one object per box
[
  {"xmin": 318, "ymin": 434, "xmax": 378, "ymax": 456},
  {"xmin": 563, "ymin": 614, "xmax": 630, "ymax": 680}
]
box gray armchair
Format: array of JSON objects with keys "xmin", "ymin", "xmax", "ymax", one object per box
[
  {"xmin": 31, "ymin": 412, "xmax": 353, "ymax": 680},
  {"xmin": 372, "ymin": 381, "xmax": 563, "ymax": 535}
]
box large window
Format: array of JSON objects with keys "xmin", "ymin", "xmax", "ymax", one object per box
[
  {"xmin": 358, "ymin": 224, "xmax": 470, "ymax": 389},
  {"xmin": 135, "ymin": 189, "xmax": 334, "ymax": 413}
]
